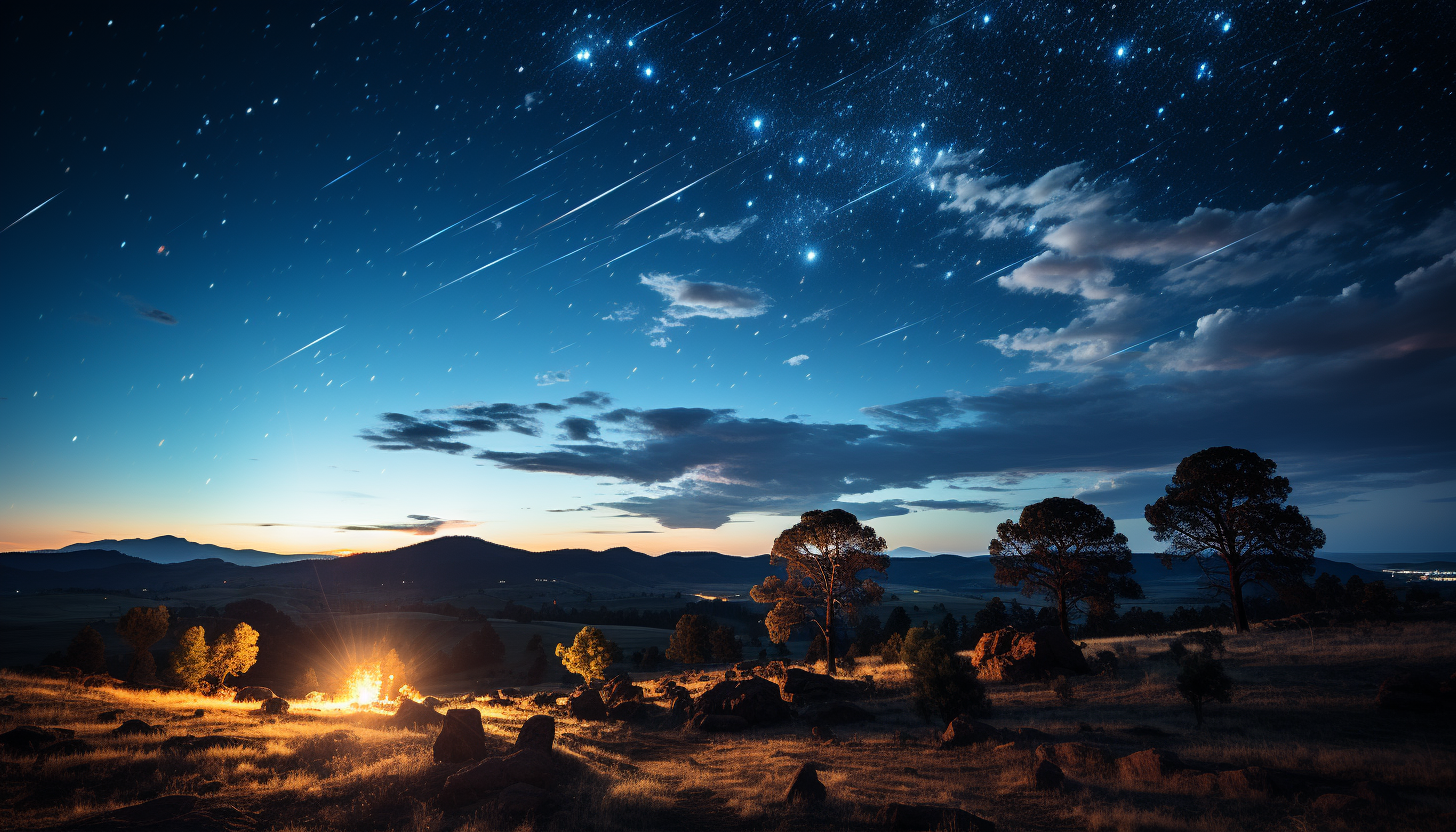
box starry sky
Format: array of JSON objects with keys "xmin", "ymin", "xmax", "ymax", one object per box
[{"xmin": 3, "ymin": 1, "xmax": 1454, "ymax": 557}]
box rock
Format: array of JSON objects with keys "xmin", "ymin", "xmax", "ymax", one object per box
[
  {"xmin": 232, "ymin": 686, "xmax": 275, "ymax": 703},
  {"xmin": 812, "ymin": 725, "xmax": 838, "ymax": 743},
  {"xmin": 500, "ymin": 687, "xmax": 523, "ymax": 698},
  {"xmin": 1034, "ymin": 742, "xmax": 1114, "ymax": 777},
  {"xmin": 1375, "ymin": 672, "xmax": 1445, "ymax": 711},
  {"xmin": 876, "ymin": 802, "xmax": 996, "ymax": 832},
  {"xmin": 784, "ymin": 762, "xmax": 826, "ymax": 804},
  {"xmin": 1314, "ymin": 793, "xmax": 1370, "ymax": 813},
  {"xmin": 191, "ymin": 709, "xmax": 206, "ymax": 718},
  {"xmin": 161, "ymin": 735, "xmax": 257, "ymax": 754},
  {"xmin": 197, "ymin": 780, "xmax": 224, "ymax": 794},
  {"xmin": 608, "ymin": 700, "xmax": 657, "ymax": 722},
  {"xmin": 441, "ymin": 748, "xmax": 556, "ymax": 807},
  {"xmin": 602, "ymin": 673, "xmax": 643, "ymax": 707},
  {"xmin": 1214, "ymin": 766, "xmax": 1281, "ymax": 798},
  {"xmin": 260, "ymin": 697, "xmax": 289, "ymax": 715},
  {"xmin": 1033, "ymin": 760, "xmax": 1064, "ymax": 790},
  {"xmin": 434, "ymin": 708, "xmax": 487, "ymax": 764},
  {"xmin": 496, "ymin": 782, "xmax": 550, "ymax": 817},
  {"xmin": 1116, "ymin": 748, "xmax": 1186, "ymax": 783},
  {"xmin": 667, "ymin": 688, "xmax": 694, "ymax": 720},
  {"xmin": 800, "ymin": 700, "xmax": 875, "ymax": 726},
  {"xmin": 734, "ymin": 660, "xmax": 761, "ymax": 672},
  {"xmin": 1004, "ymin": 727, "xmax": 1053, "ymax": 743},
  {"xmin": 531, "ymin": 691, "xmax": 558, "ymax": 708},
  {"xmin": 781, "ymin": 668, "xmax": 866, "ymax": 703},
  {"xmin": 693, "ymin": 676, "xmax": 791, "ymax": 725},
  {"xmin": 970, "ymin": 627, "xmax": 1091, "ymax": 683},
  {"xmin": 939, "ymin": 717, "xmax": 1004, "ymax": 749},
  {"xmin": 1, "ymin": 726, "xmax": 59, "ymax": 752},
  {"xmin": 39, "ymin": 739, "xmax": 94, "ymax": 757},
  {"xmin": 82, "ymin": 675, "xmax": 122, "ymax": 688},
  {"xmin": 567, "ymin": 688, "xmax": 609, "ymax": 721},
  {"xmin": 38, "ymin": 793, "xmax": 256, "ymax": 832},
  {"xmin": 113, "ymin": 719, "xmax": 162, "ymax": 736},
  {"xmin": 422, "ymin": 696, "xmax": 444, "ymax": 709},
  {"xmin": 390, "ymin": 698, "xmax": 444, "ymax": 729},
  {"xmin": 693, "ymin": 714, "xmax": 750, "ymax": 732},
  {"xmin": 514, "ymin": 714, "xmax": 555, "ymax": 753}
]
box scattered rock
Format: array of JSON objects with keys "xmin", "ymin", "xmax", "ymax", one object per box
[
  {"xmin": 800, "ymin": 700, "xmax": 875, "ymax": 726},
  {"xmin": 1033, "ymin": 760, "xmax": 1065, "ymax": 790},
  {"xmin": 531, "ymin": 692, "xmax": 558, "ymax": 708},
  {"xmin": 390, "ymin": 698, "xmax": 444, "ymax": 730},
  {"xmin": 161, "ymin": 735, "xmax": 257, "ymax": 754},
  {"xmin": 1034, "ymin": 742, "xmax": 1114, "ymax": 777},
  {"xmin": 38, "ymin": 739, "xmax": 94, "ymax": 757},
  {"xmin": 1116, "ymin": 748, "xmax": 1187, "ymax": 784},
  {"xmin": 113, "ymin": 719, "xmax": 162, "ymax": 737},
  {"xmin": 602, "ymin": 673, "xmax": 644, "ymax": 708},
  {"xmin": 38, "ymin": 793, "xmax": 256, "ymax": 832},
  {"xmin": 259, "ymin": 697, "xmax": 289, "ymax": 715},
  {"xmin": 514, "ymin": 714, "xmax": 555, "ymax": 753},
  {"xmin": 784, "ymin": 762, "xmax": 826, "ymax": 804},
  {"xmin": 1212, "ymin": 766, "xmax": 1282, "ymax": 798},
  {"xmin": 496, "ymin": 782, "xmax": 550, "ymax": 817},
  {"xmin": 434, "ymin": 708, "xmax": 486, "ymax": 764},
  {"xmin": 1375, "ymin": 672, "xmax": 1447, "ymax": 711},
  {"xmin": 939, "ymin": 716, "xmax": 1004, "ymax": 749},
  {"xmin": 811, "ymin": 725, "xmax": 837, "ymax": 743},
  {"xmin": 567, "ymin": 688, "xmax": 609, "ymax": 721},
  {"xmin": 422, "ymin": 696, "xmax": 444, "ymax": 709},
  {"xmin": 500, "ymin": 687, "xmax": 523, "ymax": 698},
  {"xmin": 1314, "ymin": 793, "xmax": 1371, "ymax": 813},
  {"xmin": 876, "ymin": 802, "xmax": 995, "ymax": 832},
  {"xmin": 971, "ymin": 627, "xmax": 1091, "ymax": 683},
  {"xmin": 734, "ymin": 660, "xmax": 761, "ymax": 672},
  {"xmin": 191, "ymin": 709, "xmax": 206, "ymax": 718},
  {"xmin": 82, "ymin": 675, "xmax": 122, "ymax": 688},
  {"xmin": 693, "ymin": 676, "xmax": 791, "ymax": 725},
  {"xmin": 781, "ymin": 668, "xmax": 866, "ymax": 704},
  {"xmin": 441, "ymin": 748, "xmax": 556, "ymax": 807},
  {"xmin": 1, "ymin": 726, "xmax": 59, "ymax": 752},
  {"xmin": 232, "ymin": 686, "xmax": 275, "ymax": 703},
  {"xmin": 693, "ymin": 714, "xmax": 750, "ymax": 732},
  {"xmin": 196, "ymin": 780, "xmax": 224, "ymax": 794},
  {"xmin": 1004, "ymin": 726, "xmax": 1052, "ymax": 743}
]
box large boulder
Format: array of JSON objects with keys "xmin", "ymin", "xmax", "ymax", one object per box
[
  {"xmin": 1116, "ymin": 749, "xmax": 1186, "ymax": 784},
  {"xmin": 567, "ymin": 688, "xmax": 609, "ymax": 721},
  {"xmin": 434, "ymin": 708, "xmax": 487, "ymax": 764},
  {"xmin": 260, "ymin": 697, "xmax": 289, "ymax": 715},
  {"xmin": 693, "ymin": 676, "xmax": 791, "ymax": 725},
  {"xmin": 784, "ymin": 763, "xmax": 826, "ymax": 804},
  {"xmin": 1, "ymin": 726, "xmax": 59, "ymax": 752},
  {"xmin": 781, "ymin": 668, "xmax": 866, "ymax": 704},
  {"xmin": 514, "ymin": 715, "xmax": 555, "ymax": 753},
  {"xmin": 113, "ymin": 719, "xmax": 162, "ymax": 736},
  {"xmin": 876, "ymin": 802, "xmax": 995, "ymax": 832},
  {"xmin": 1375, "ymin": 672, "xmax": 1447, "ymax": 711},
  {"xmin": 693, "ymin": 714, "xmax": 750, "ymax": 732},
  {"xmin": 37, "ymin": 794, "xmax": 255, "ymax": 832},
  {"xmin": 441, "ymin": 748, "xmax": 556, "ymax": 807},
  {"xmin": 390, "ymin": 698, "xmax": 445, "ymax": 729},
  {"xmin": 1033, "ymin": 760, "xmax": 1064, "ymax": 790},
  {"xmin": 800, "ymin": 700, "xmax": 875, "ymax": 726},
  {"xmin": 1034, "ymin": 742, "xmax": 1114, "ymax": 777},
  {"xmin": 939, "ymin": 717, "xmax": 1004, "ymax": 749},
  {"xmin": 232, "ymin": 686, "xmax": 275, "ymax": 703},
  {"xmin": 601, "ymin": 673, "xmax": 644, "ymax": 708},
  {"xmin": 161, "ymin": 735, "xmax": 258, "ymax": 754},
  {"xmin": 971, "ymin": 627, "xmax": 1090, "ymax": 683}
]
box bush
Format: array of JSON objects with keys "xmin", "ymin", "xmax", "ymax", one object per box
[
  {"xmin": 878, "ymin": 632, "xmax": 904, "ymax": 664},
  {"xmin": 1173, "ymin": 629, "xmax": 1225, "ymax": 656},
  {"xmin": 170, "ymin": 625, "xmax": 211, "ymax": 690},
  {"xmin": 901, "ymin": 627, "xmax": 989, "ymax": 723},
  {"xmin": 65, "ymin": 625, "xmax": 107, "ymax": 675},
  {"xmin": 1176, "ymin": 651, "xmax": 1232, "ymax": 727},
  {"xmin": 1050, "ymin": 675, "xmax": 1076, "ymax": 704},
  {"xmin": 1089, "ymin": 650, "xmax": 1119, "ymax": 676},
  {"xmin": 555, "ymin": 626, "xmax": 617, "ymax": 682},
  {"xmin": 666, "ymin": 614, "xmax": 712, "ymax": 664}
]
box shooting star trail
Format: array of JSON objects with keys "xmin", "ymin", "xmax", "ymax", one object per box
[
  {"xmin": 553, "ymin": 107, "xmax": 625, "ymax": 147},
  {"xmin": 631, "ymin": 8, "xmax": 689, "ymax": 39},
  {"xmin": 458, "ymin": 196, "xmax": 534, "ymax": 232},
  {"xmin": 534, "ymin": 150, "xmax": 685, "ymax": 231},
  {"xmin": 321, "ymin": 150, "xmax": 386, "ymax": 189},
  {"xmin": 263, "ymin": 326, "xmax": 346, "ymax": 371},
  {"xmin": 682, "ymin": 15, "xmax": 730, "ymax": 44},
  {"xmin": 586, "ymin": 236, "xmax": 663, "ymax": 272},
  {"xmin": 829, "ymin": 175, "xmax": 906, "ymax": 214},
  {"xmin": 860, "ymin": 58, "xmax": 904, "ymax": 87},
  {"xmin": 1170, "ymin": 228, "xmax": 1267, "ymax": 270},
  {"xmin": 401, "ymin": 204, "xmax": 501, "ymax": 252},
  {"xmin": 1114, "ymin": 139, "xmax": 1168, "ymax": 171},
  {"xmin": 414, "ymin": 248, "xmax": 530, "ymax": 302},
  {"xmin": 926, "ymin": 5, "xmax": 982, "ymax": 32},
  {"xmin": 510, "ymin": 151, "xmax": 571, "ymax": 182},
  {"xmin": 1085, "ymin": 321, "xmax": 1199, "ymax": 365},
  {"xmin": 860, "ymin": 315, "xmax": 934, "ymax": 346},
  {"xmin": 725, "ymin": 50, "xmax": 792, "ymax": 84},
  {"xmin": 492, "ymin": 307, "xmax": 516, "ymax": 320},
  {"xmin": 550, "ymin": 343, "xmax": 576, "ymax": 354},
  {"xmin": 972, "ymin": 253, "xmax": 1039, "ymax": 283},
  {"xmin": 2, "ymin": 192, "xmax": 63, "ymax": 234},
  {"xmin": 813, "ymin": 63, "xmax": 870, "ymax": 95},
  {"xmin": 523, "ymin": 238, "xmax": 611, "ymax": 275},
  {"xmin": 616, "ymin": 150, "xmax": 757, "ymax": 225}
]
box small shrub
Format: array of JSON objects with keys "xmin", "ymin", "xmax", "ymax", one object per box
[
  {"xmin": 1050, "ymin": 675, "xmax": 1076, "ymax": 704},
  {"xmin": 1176, "ymin": 651, "xmax": 1232, "ymax": 727},
  {"xmin": 1174, "ymin": 629, "xmax": 1226, "ymax": 656},
  {"xmin": 901, "ymin": 627, "xmax": 989, "ymax": 722},
  {"xmin": 879, "ymin": 632, "xmax": 904, "ymax": 664},
  {"xmin": 1089, "ymin": 650, "xmax": 1119, "ymax": 676}
]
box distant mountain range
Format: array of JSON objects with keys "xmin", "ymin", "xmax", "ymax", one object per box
[
  {"xmin": 0, "ymin": 535, "xmax": 1395, "ymax": 605},
  {"xmin": 33, "ymin": 535, "xmax": 337, "ymax": 567}
]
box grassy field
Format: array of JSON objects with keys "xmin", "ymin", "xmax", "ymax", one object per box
[{"xmin": 1, "ymin": 621, "xmax": 1453, "ymax": 831}]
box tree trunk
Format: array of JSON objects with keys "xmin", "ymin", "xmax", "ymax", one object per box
[
  {"xmin": 824, "ymin": 597, "xmax": 837, "ymax": 675},
  {"xmin": 1229, "ymin": 575, "xmax": 1249, "ymax": 633},
  {"xmin": 1057, "ymin": 589, "xmax": 1071, "ymax": 639}
]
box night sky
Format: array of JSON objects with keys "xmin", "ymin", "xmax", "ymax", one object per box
[{"xmin": 4, "ymin": 1, "xmax": 1453, "ymax": 557}]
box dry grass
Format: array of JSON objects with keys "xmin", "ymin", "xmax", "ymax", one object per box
[{"xmin": 2, "ymin": 621, "xmax": 1454, "ymax": 831}]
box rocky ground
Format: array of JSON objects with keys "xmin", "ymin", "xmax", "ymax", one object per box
[{"xmin": 1, "ymin": 620, "xmax": 1454, "ymax": 831}]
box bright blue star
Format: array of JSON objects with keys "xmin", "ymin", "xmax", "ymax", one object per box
[
  {"xmin": 643, "ymin": 66, "xmax": 653, "ymax": 77},
  {"xmin": 805, "ymin": 250, "xmax": 817, "ymax": 262}
]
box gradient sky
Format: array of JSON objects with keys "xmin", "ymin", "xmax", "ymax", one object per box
[{"xmin": 3, "ymin": 2, "xmax": 1453, "ymax": 557}]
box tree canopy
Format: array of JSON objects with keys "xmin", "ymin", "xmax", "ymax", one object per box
[
  {"xmin": 1145, "ymin": 446, "xmax": 1325, "ymax": 632},
  {"xmin": 116, "ymin": 605, "xmax": 170, "ymax": 683},
  {"xmin": 665, "ymin": 614, "xmax": 712, "ymax": 664},
  {"xmin": 209, "ymin": 622, "xmax": 260, "ymax": 687},
  {"xmin": 989, "ymin": 497, "xmax": 1141, "ymax": 638},
  {"xmin": 555, "ymin": 625, "xmax": 617, "ymax": 681},
  {"xmin": 65, "ymin": 625, "xmax": 107, "ymax": 675},
  {"xmin": 750, "ymin": 509, "xmax": 889, "ymax": 674},
  {"xmin": 170, "ymin": 626, "xmax": 210, "ymax": 690}
]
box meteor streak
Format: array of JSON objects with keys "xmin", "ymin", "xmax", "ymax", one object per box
[
  {"xmin": 586, "ymin": 236, "xmax": 662, "ymax": 272},
  {"xmin": 1085, "ymin": 321, "xmax": 1198, "ymax": 365},
  {"xmin": 321, "ymin": 150, "xmax": 386, "ymax": 188},
  {"xmin": 510, "ymin": 151, "xmax": 571, "ymax": 182},
  {"xmin": 263, "ymin": 326, "xmax": 346, "ymax": 371},
  {"xmin": 631, "ymin": 8, "xmax": 688, "ymax": 39},
  {"xmin": 616, "ymin": 151, "xmax": 757, "ymax": 225},
  {"xmin": 1171, "ymin": 227, "xmax": 1267, "ymax": 270},
  {"xmin": 972, "ymin": 253, "xmax": 1039, "ymax": 283},
  {"xmin": 859, "ymin": 316, "xmax": 933, "ymax": 346},
  {"xmin": 725, "ymin": 51, "xmax": 791, "ymax": 84},
  {"xmin": 829, "ymin": 175, "xmax": 906, "ymax": 214},
  {"xmin": 459, "ymin": 196, "xmax": 534, "ymax": 232},
  {"xmin": 523, "ymin": 238, "xmax": 611, "ymax": 275},
  {"xmin": 401, "ymin": 203, "xmax": 502, "ymax": 252},
  {"xmin": 414, "ymin": 247, "xmax": 530, "ymax": 302},
  {"xmin": 2, "ymin": 192, "xmax": 63, "ymax": 234},
  {"xmin": 553, "ymin": 108, "xmax": 625, "ymax": 147},
  {"xmin": 813, "ymin": 63, "xmax": 870, "ymax": 95},
  {"xmin": 534, "ymin": 150, "xmax": 684, "ymax": 231}
]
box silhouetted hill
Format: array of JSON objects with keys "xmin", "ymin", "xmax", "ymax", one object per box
[
  {"xmin": 0, "ymin": 549, "xmax": 149, "ymax": 572},
  {"xmin": 0, "ymin": 554, "xmax": 253, "ymax": 593},
  {"xmin": 44, "ymin": 535, "xmax": 335, "ymax": 567}
]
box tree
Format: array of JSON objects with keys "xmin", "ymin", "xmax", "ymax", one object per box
[
  {"xmin": 116, "ymin": 605, "xmax": 170, "ymax": 683},
  {"xmin": 989, "ymin": 497, "xmax": 1142, "ymax": 639},
  {"xmin": 1176, "ymin": 651, "xmax": 1232, "ymax": 727},
  {"xmin": 710, "ymin": 625, "xmax": 743, "ymax": 662},
  {"xmin": 1145, "ymin": 447, "xmax": 1326, "ymax": 632},
  {"xmin": 170, "ymin": 626, "xmax": 211, "ymax": 690},
  {"xmin": 854, "ymin": 614, "xmax": 883, "ymax": 654},
  {"xmin": 900, "ymin": 627, "xmax": 988, "ymax": 722},
  {"xmin": 883, "ymin": 606, "xmax": 912, "ymax": 638},
  {"xmin": 937, "ymin": 613, "xmax": 959, "ymax": 645},
  {"xmin": 209, "ymin": 622, "xmax": 259, "ymax": 687},
  {"xmin": 974, "ymin": 597, "xmax": 1009, "ymax": 633},
  {"xmin": 751, "ymin": 509, "xmax": 889, "ymax": 674},
  {"xmin": 555, "ymin": 626, "xmax": 617, "ymax": 682},
  {"xmin": 453, "ymin": 622, "xmax": 506, "ymax": 669},
  {"xmin": 665, "ymin": 614, "xmax": 712, "ymax": 664},
  {"xmin": 65, "ymin": 625, "xmax": 107, "ymax": 674}
]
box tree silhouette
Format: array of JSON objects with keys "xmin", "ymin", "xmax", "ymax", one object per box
[
  {"xmin": 555, "ymin": 626, "xmax": 617, "ymax": 682},
  {"xmin": 710, "ymin": 625, "xmax": 743, "ymax": 662},
  {"xmin": 989, "ymin": 497, "xmax": 1142, "ymax": 638},
  {"xmin": 1176, "ymin": 651, "xmax": 1232, "ymax": 727},
  {"xmin": 170, "ymin": 626, "xmax": 211, "ymax": 690},
  {"xmin": 209, "ymin": 622, "xmax": 259, "ymax": 687},
  {"xmin": 750, "ymin": 509, "xmax": 889, "ymax": 674},
  {"xmin": 65, "ymin": 625, "xmax": 107, "ymax": 674},
  {"xmin": 1145, "ymin": 446, "xmax": 1325, "ymax": 632},
  {"xmin": 116, "ymin": 606, "xmax": 170, "ymax": 683},
  {"xmin": 665, "ymin": 614, "xmax": 712, "ymax": 664}
]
